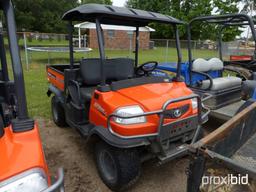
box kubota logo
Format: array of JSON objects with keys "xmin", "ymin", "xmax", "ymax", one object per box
[{"xmin": 173, "ymin": 109, "xmax": 182, "ymax": 118}]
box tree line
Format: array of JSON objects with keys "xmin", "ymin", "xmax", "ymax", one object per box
[
  {"xmin": 11, "ymin": 0, "xmax": 254, "ymax": 41},
  {"xmin": 12, "ymin": 0, "xmax": 111, "ymax": 33}
]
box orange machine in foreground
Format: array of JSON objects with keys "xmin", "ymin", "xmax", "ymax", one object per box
[{"xmin": 0, "ymin": 0, "xmax": 64, "ymax": 191}]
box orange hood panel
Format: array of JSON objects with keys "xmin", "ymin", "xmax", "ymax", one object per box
[
  {"xmin": 113, "ymin": 82, "xmax": 193, "ymax": 111},
  {"xmin": 0, "ymin": 124, "xmax": 49, "ymax": 182}
]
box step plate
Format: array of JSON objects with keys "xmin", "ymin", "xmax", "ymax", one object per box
[{"xmin": 158, "ymin": 144, "xmax": 188, "ymax": 164}]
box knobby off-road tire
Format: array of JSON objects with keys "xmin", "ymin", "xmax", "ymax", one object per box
[
  {"xmin": 51, "ymin": 96, "xmax": 67, "ymax": 127},
  {"xmin": 95, "ymin": 141, "xmax": 141, "ymax": 191}
]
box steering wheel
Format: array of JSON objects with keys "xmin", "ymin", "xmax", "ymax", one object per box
[{"xmin": 136, "ymin": 61, "xmax": 158, "ymax": 76}]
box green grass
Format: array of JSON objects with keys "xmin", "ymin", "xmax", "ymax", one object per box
[{"xmin": 6, "ymin": 47, "xmax": 217, "ymax": 119}]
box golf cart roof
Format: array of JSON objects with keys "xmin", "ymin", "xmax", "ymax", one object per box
[
  {"xmin": 62, "ymin": 3, "xmax": 184, "ymax": 26},
  {"xmin": 189, "ymin": 13, "xmax": 255, "ymax": 26}
]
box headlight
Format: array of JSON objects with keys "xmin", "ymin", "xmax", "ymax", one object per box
[
  {"xmin": 114, "ymin": 105, "xmax": 146, "ymax": 125},
  {"xmin": 191, "ymin": 98, "xmax": 198, "ymax": 110},
  {"xmin": 0, "ymin": 168, "xmax": 48, "ymax": 192}
]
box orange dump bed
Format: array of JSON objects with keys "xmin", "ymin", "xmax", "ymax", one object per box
[{"xmin": 46, "ymin": 65, "xmax": 65, "ymax": 91}]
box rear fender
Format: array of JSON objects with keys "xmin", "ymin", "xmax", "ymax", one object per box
[{"xmin": 47, "ymin": 85, "xmax": 64, "ymax": 103}]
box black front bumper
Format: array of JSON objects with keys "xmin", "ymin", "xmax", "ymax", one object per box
[{"xmin": 88, "ymin": 94, "xmax": 208, "ymax": 162}]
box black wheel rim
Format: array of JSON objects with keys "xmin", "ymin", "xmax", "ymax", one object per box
[{"xmin": 99, "ymin": 150, "xmax": 117, "ymax": 183}]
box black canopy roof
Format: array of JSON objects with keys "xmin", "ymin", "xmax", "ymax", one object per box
[
  {"xmin": 189, "ymin": 13, "xmax": 255, "ymax": 26},
  {"xmin": 62, "ymin": 4, "xmax": 183, "ymax": 26}
]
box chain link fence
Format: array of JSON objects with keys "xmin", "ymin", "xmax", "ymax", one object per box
[{"xmin": 2, "ymin": 31, "xmax": 229, "ymax": 69}]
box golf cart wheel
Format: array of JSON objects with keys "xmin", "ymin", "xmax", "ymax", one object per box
[
  {"xmin": 51, "ymin": 96, "xmax": 66, "ymax": 127},
  {"xmin": 95, "ymin": 141, "xmax": 141, "ymax": 191}
]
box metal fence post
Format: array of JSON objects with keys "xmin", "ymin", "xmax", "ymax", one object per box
[
  {"xmin": 165, "ymin": 39, "xmax": 169, "ymax": 63},
  {"xmin": 23, "ymin": 31, "xmax": 29, "ymax": 70}
]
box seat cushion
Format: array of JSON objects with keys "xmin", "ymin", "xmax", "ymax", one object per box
[
  {"xmin": 201, "ymin": 76, "xmax": 242, "ymax": 91},
  {"xmin": 192, "ymin": 58, "xmax": 211, "ymax": 72},
  {"xmin": 192, "ymin": 57, "xmax": 224, "ymax": 72},
  {"xmin": 80, "ymin": 86, "xmax": 97, "ymax": 102}
]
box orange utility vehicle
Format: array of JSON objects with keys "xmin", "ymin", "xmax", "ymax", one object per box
[
  {"xmin": 0, "ymin": 0, "xmax": 64, "ymax": 191},
  {"xmin": 47, "ymin": 4, "xmax": 208, "ymax": 191}
]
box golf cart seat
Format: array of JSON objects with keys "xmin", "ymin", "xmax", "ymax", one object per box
[
  {"xmin": 79, "ymin": 58, "xmax": 134, "ymax": 102},
  {"xmin": 191, "ymin": 58, "xmax": 242, "ymax": 109},
  {"xmin": 192, "ymin": 58, "xmax": 242, "ymax": 91},
  {"xmin": 200, "ymin": 76, "xmax": 242, "ymax": 90}
]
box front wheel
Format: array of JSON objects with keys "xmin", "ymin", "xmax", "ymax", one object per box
[
  {"xmin": 94, "ymin": 141, "xmax": 141, "ymax": 191},
  {"xmin": 51, "ymin": 96, "xmax": 67, "ymax": 127}
]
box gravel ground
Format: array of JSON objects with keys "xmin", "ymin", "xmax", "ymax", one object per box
[{"xmin": 37, "ymin": 117, "xmax": 189, "ymax": 192}]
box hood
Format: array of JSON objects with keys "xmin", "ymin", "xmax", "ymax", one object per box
[
  {"xmin": 114, "ymin": 82, "xmax": 193, "ymax": 111},
  {"xmin": 0, "ymin": 125, "xmax": 49, "ymax": 182}
]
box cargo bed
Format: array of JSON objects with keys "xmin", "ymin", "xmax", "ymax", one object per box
[{"xmin": 46, "ymin": 64, "xmax": 80, "ymax": 91}]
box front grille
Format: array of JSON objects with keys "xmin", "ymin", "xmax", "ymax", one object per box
[{"xmin": 163, "ymin": 104, "xmax": 189, "ymax": 119}]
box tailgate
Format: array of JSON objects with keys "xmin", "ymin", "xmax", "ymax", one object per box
[{"xmin": 47, "ymin": 66, "xmax": 65, "ymax": 91}]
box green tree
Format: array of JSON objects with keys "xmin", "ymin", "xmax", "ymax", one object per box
[
  {"xmin": 81, "ymin": 0, "xmax": 112, "ymax": 4},
  {"xmin": 212, "ymin": 0, "xmax": 241, "ymax": 41},
  {"xmin": 126, "ymin": 0, "xmax": 212, "ymax": 39},
  {"xmin": 13, "ymin": 0, "xmax": 78, "ymax": 33},
  {"xmin": 126, "ymin": 0, "xmax": 241, "ymax": 41}
]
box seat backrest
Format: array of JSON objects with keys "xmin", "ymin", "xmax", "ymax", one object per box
[
  {"xmin": 80, "ymin": 58, "xmax": 134, "ymax": 85},
  {"xmin": 192, "ymin": 57, "xmax": 223, "ymax": 72},
  {"xmin": 80, "ymin": 58, "xmax": 102, "ymax": 85},
  {"xmin": 105, "ymin": 58, "xmax": 134, "ymax": 81},
  {"xmin": 208, "ymin": 58, "xmax": 223, "ymax": 71}
]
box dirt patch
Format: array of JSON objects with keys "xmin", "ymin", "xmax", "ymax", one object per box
[{"xmin": 37, "ymin": 117, "xmax": 188, "ymax": 192}]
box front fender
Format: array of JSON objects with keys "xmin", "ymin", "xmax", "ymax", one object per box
[{"xmin": 87, "ymin": 125, "xmax": 151, "ymax": 149}]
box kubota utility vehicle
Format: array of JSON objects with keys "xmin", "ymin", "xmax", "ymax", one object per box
[
  {"xmin": 46, "ymin": 4, "xmax": 208, "ymax": 191},
  {"xmin": 0, "ymin": 0, "xmax": 64, "ymax": 191}
]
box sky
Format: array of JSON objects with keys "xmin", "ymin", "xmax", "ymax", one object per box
[{"xmin": 112, "ymin": 0, "xmax": 126, "ymax": 7}]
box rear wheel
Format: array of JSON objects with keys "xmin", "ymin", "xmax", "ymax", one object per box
[
  {"xmin": 51, "ymin": 96, "xmax": 66, "ymax": 127},
  {"xmin": 94, "ymin": 141, "xmax": 141, "ymax": 191}
]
